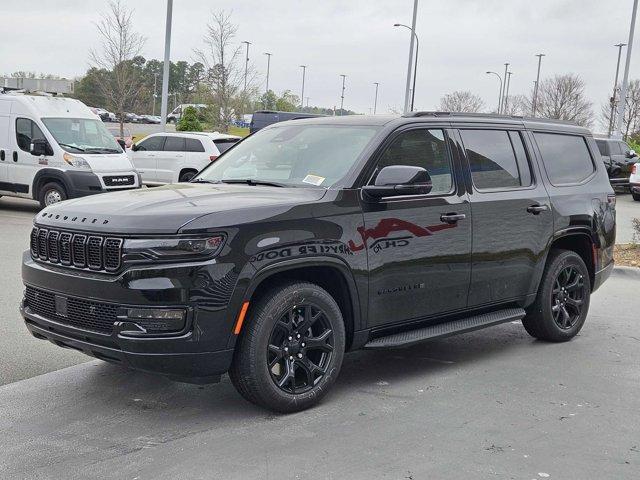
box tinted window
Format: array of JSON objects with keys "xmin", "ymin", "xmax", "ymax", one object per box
[
  {"xmin": 137, "ymin": 136, "xmax": 165, "ymax": 151},
  {"xmin": 534, "ymin": 133, "xmax": 595, "ymax": 185},
  {"xmin": 164, "ymin": 136, "xmax": 186, "ymax": 152},
  {"xmin": 214, "ymin": 139, "xmax": 239, "ymax": 154},
  {"xmin": 595, "ymin": 140, "xmax": 608, "ymax": 156},
  {"xmin": 185, "ymin": 138, "xmax": 205, "ymax": 152},
  {"xmin": 618, "ymin": 142, "xmax": 629, "ymax": 155},
  {"xmin": 375, "ymin": 129, "xmax": 453, "ymax": 195},
  {"xmin": 461, "ymin": 129, "xmax": 526, "ymax": 190},
  {"xmin": 16, "ymin": 118, "xmax": 46, "ymax": 152}
]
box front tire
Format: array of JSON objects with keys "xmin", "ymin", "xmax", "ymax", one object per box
[
  {"xmin": 632, "ymin": 192, "xmax": 640, "ymax": 201},
  {"xmin": 179, "ymin": 170, "xmax": 197, "ymax": 182},
  {"xmin": 38, "ymin": 182, "xmax": 67, "ymax": 208},
  {"xmin": 523, "ymin": 249, "xmax": 591, "ymax": 342},
  {"xmin": 229, "ymin": 281, "xmax": 346, "ymax": 413}
]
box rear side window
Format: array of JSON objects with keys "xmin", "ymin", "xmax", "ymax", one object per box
[
  {"xmin": 534, "ymin": 133, "xmax": 595, "ymax": 185},
  {"xmin": 185, "ymin": 138, "xmax": 205, "ymax": 152},
  {"xmin": 16, "ymin": 118, "xmax": 46, "ymax": 152},
  {"xmin": 460, "ymin": 129, "xmax": 531, "ymax": 190},
  {"xmin": 595, "ymin": 140, "xmax": 608, "ymax": 156},
  {"xmin": 214, "ymin": 139, "xmax": 239, "ymax": 154},
  {"xmin": 164, "ymin": 136, "xmax": 186, "ymax": 152},
  {"xmin": 137, "ymin": 136, "xmax": 164, "ymax": 151}
]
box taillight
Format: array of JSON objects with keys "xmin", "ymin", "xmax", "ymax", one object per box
[
  {"xmin": 209, "ymin": 155, "xmax": 218, "ymax": 162},
  {"xmin": 607, "ymin": 194, "xmax": 616, "ymax": 206}
]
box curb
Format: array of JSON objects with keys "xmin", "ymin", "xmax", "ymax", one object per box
[{"xmin": 611, "ymin": 265, "xmax": 640, "ymax": 280}]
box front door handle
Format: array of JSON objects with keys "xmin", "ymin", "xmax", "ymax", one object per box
[
  {"xmin": 440, "ymin": 213, "xmax": 466, "ymax": 224},
  {"xmin": 527, "ymin": 204, "xmax": 548, "ymax": 214}
]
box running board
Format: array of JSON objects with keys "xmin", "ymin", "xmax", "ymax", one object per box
[{"xmin": 363, "ymin": 307, "xmax": 526, "ymax": 349}]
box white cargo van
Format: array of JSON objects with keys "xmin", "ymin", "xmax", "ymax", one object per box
[{"xmin": 0, "ymin": 93, "xmax": 140, "ymax": 207}]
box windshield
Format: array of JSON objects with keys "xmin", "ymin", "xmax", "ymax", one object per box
[
  {"xmin": 41, "ymin": 117, "xmax": 123, "ymax": 154},
  {"xmin": 196, "ymin": 124, "xmax": 379, "ymax": 187}
]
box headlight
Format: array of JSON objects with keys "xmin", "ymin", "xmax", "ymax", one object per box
[
  {"xmin": 123, "ymin": 235, "xmax": 225, "ymax": 262},
  {"xmin": 63, "ymin": 153, "xmax": 91, "ymax": 169}
]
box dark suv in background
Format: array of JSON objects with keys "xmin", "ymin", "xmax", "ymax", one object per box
[
  {"xmin": 595, "ymin": 137, "xmax": 638, "ymax": 189},
  {"xmin": 21, "ymin": 113, "xmax": 616, "ymax": 412}
]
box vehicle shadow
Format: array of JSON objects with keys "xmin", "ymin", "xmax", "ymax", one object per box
[{"xmin": 0, "ymin": 197, "xmax": 40, "ymax": 214}]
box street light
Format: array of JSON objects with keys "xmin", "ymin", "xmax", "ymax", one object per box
[
  {"xmin": 152, "ymin": 72, "xmax": 159, "ymax": 116},
  {"xmin": 399, "ymin": 0, "xmax": 418, "ymax": 113},
  {"xmin": 373, "ymin": 82, "xmax": 380, "ymax": 114},
  {"xmin": 486, "ymin": 71, "xmax": 503, "ymax": 113},
  {"xmin": 241, "ymin": 41, "xmax": 251, "ymax": 91},
  {"xmin": 532, "ymin": 53, "xmax": 545, "ymax": 116},
  {"xmin": 500, "ymin": 62, "xmax": 510, "ymax": 113},
  {"xmin": 299, "ymin": 65, "xmax": 307, "ymax": 111},
  {"xmin": 394, "ymin": 23, "xmax": 419, "ymax": 111},
  {"xmin": 609, "ymin": 43, "xmax": 627, "ymax": 136},
  {"xmin": 615, "ymin": 0, "xmax": 639, "ymax": 139},
  {"xmin": 264, "ymin": 52, "xmax": 272, "ymax": 93},
  {"xmin": 160, "ymin": 0, "xmax": 173, "ymax": 131},
  {"xmin": 339, "ymin": 74, "xmax": 347, "ymax": 115},
  {"xmin": 503, "ymin": 71, "xmax": 513, "ymax": 113}
]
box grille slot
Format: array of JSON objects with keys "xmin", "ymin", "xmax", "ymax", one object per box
[
  {"xmin": 30, "ymin": 227, "xmax": 123, "ymax": 273},
  {"xmin": 25, "ymin": 286, "xmax": 118, "ymax": 334}
]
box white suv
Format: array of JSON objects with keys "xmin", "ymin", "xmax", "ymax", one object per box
[
  {"xmin": 129, "ymin": 132, "xmax": 241, "ymax": 185},
  {"xmin": 630, "ymin": 162, "xmax": 640, "ymax": 201}
]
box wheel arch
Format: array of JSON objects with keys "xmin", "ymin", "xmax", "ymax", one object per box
[
  {"xmin": 547, "ymin": 229, "xmax": 595, "ymax": 290},
  {"xmin": 240, "ymin": 257, "xmax": 363, "ymax": 351},
  {"xmin": 32, "ymin": 169, "xmax": 70, "ymax": 200}
]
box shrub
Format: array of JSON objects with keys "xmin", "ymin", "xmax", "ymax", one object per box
[{"xmin": 176, "ymin": 106, "xmax": 203, "ymax": 132}]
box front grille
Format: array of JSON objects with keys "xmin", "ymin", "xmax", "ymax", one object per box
[
  {"xmin": 30, "ymin": 227, "xmax": 123, "ymax": 272},
  {"xmin": 24, "ymin": 286, "xmax": 118, "ymax": 334},
  {"xmin": 103, "ymin": 175, "xmax": 135, "ymax": 187}
]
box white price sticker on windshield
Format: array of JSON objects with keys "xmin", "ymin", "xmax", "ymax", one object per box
[{"xmin": 302, "ymin": 174, "xmax": 325, "ymax": 186}]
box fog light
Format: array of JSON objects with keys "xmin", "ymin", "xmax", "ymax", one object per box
[{"xmin": 126, "ymin": 308, "xmax": 186, "ymax": 333}]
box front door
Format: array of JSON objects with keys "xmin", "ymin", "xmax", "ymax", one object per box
[
  {"xmin": 11, "ymin": 117, "xmax": 47, "ymax": 197},
  {"xmin": 457, "ymin": 128, "xmax": 553, "ymax": 306},
  {"xmin": 361, "ymin": 127, "xmax": 472, "ymax": 328},
  {"xmin": 131, "ymin": 135, "xmax": 165, "ymax": 184},
  {"xmin": 157, "ymin": 136, "xmax": 185, "ymax": 183}
]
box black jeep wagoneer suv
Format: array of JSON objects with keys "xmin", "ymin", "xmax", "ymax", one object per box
[{"xmin": 21, "ymin": 112, "xmax": 616, "ymax": 412}]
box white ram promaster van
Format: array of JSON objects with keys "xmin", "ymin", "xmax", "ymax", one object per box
[{"xmin": 0, "ymin": 93, "xmax": 140, "ymax": 207}]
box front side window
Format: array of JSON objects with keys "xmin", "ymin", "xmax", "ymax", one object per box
[
  {"xmin": 461, "ymin": 129, "xmax": 530, "ymax": 190},
  {"xmin": 16, "ymin": 118, "xmax": 46, "ymax": 152},
  {"xmin": 41, "ymin": 118, "xmax": 121, "ymax": 154},
  {"xmin": 374, "ymin": 128, "xmax": 453, "ymax": 195},
  {"xmin": 137, "ymin": 136, "xmax": 165, "ymax": 151},
  {"xmin": 534, "ymin": 133, "xmax": 595, "ymax": 185},
  {"xmin": 196, "ymin": 124, "xmax": 380, "ymax": 188}
]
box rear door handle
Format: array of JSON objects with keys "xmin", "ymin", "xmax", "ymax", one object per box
[
  {"xmin": 527, "ymin": 204, "xmax": 548, "ymax": 214},
  {"xmin": 440, "ymin": 213, "xmax": 466, "ymax": 224}
]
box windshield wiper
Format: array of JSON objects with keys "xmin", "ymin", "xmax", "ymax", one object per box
[
  {"xmin": 190, "ymin": 179, "xmax": 221, "ymax": 184},
  {"xmin": 58, "ymin": 143, "xmax": 85, "ymax": 152},
  {"xmin": 220, "ymin": 179, "xmax": 289, "ymax": 187},
  {"xmin": 85, "ymin": 147, "xmax": 122, "ymax": 154}
]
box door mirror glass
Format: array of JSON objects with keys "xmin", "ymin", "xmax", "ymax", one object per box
[
  {"xmin": 30, "ymin": 138, "xmax": 51, "ymax": 156},
  {"xmin": 363, "ymin": 165, "xmax": 432, "ymax": 199}
]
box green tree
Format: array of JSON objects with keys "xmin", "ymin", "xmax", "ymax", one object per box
[
  {"xmin": 275, "ymin": 90, "xmax": 299, "ymax": 112},
  {"xmin": 177, "ymin": 106, "xmax": 203, "ymax": 132}
]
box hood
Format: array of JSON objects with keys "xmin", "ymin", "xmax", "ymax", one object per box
[
  {"xmin": 36, "ymin": 183, "xmax": 328, "ymax": 234},
  {"xmin": 82, "ymin": 153, "xmax": 134, "ymax": 172}
]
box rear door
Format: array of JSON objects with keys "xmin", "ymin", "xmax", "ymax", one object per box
[
  {"xmin": 458, "ymin": 127, "xmax": 553, "ymax": 307},
  {"xmin": 362, "ymin": 126, "xmax": 472, "ymax": 328},
  {"xmin": 157, "ymin": 136, "xmax": 186, "ymax": 183},
  {"xmin": 131, "ymin": 135, "xmax": 165, "ymax": 183},
  {"xmin": 185, "ymin": 137, "xmax": 208, "ymax": 171}
]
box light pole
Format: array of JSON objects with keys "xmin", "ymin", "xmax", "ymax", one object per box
[
  {"xmin": 306, "ymin": 97, "xmax": 310, "ymax": 108},
  {"xmin": 500, "ymin": 62, "xmax": 510, "ymax": 113},
  {"xmin": 299, "ymin": 65, "xmax": 307, "ymax": 111},
  {"xmin": 615, "ymin": 0, "xmax": 639, "ymax": 139},
  {"xmin": 339, "ymin": 74, "xmax": 346, "ymax": 115},
  {"xmin": 152, "ymin": 72, "xmax": 159, "ymax": 116},
  {"xmin": 503, "ymin": 71, "xmax": 513, "ymax": 113},
  {"xmin": 241, "ymin": 41, "xmax": 251, "ymax": 91},
  {"xmin": 394, "ymin": 23, "xmax": 419, "ymax": 111},
  {"xmin": 609, "ymin": 43, "xmax": 627, "ymax": 136},
  {"xmin": 373, "ymin": 82, "xmax": 380, "ymax": 114},
  {"xmin": 264, "ymin": 52, "xmax": 272, "ymax": 93},
  {"xmin": 401, "ymin": 0, "xmax": 419, "ymax": 113},
  {"xmin": 532, "ymin": 53, "xmax": 545, "ymax": 116},
  {"xmin": 160, "ymin": 0, "xmax": 173, "ymax": 131},
  {"xmin": 486, "ymin": 71, "xmax": 503, "ymax": 113}
]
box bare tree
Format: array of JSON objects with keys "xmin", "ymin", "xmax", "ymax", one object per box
[
  {"xmin": 502, "ymin": 94, "xmax": 530, "ymax": 116},
  {"xmin": 534, "ymin": 74, "xmax": 592, "ymax": 127},
  {"xmin": 600, "ymin": 79, "xmax": 640, "ymax": 138},
  {"xmin": 89, "ymin": 0, "xmax": 146, "ymax": 137},
  {"xmin": 439, "ymin": 91, "xmax": 485, "ymax": 113},
  {"xmin": 195, "ymin": 11, "xmax": 258, "ymax": 131}
]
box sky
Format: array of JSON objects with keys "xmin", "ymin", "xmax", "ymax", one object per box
[{"xmin": 2, "ymin": 0, "xmax": 639, "ymax": 131}]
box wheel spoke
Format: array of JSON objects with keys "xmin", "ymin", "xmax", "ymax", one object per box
[
  {"xmin": 268, "ymin": 344, "xmax": 283, "ymax": 368},
  {"xmin": 560, "ymin": 306, "xmax": 571, "ymax": 327},
  {"xmin": 565, "ymin": 277, "xmax": 583, "ymax": 292},
  {"xmin": 277, "ymin": 360, "xmax": 295, "ymax": 390},
  {"xmin": 305, "ymin": 329, "xmax": 333, "ymax": 352},
  {"xmin": 565, "ymin": 297, "xmax": 583, "ymax": 311},
  {"xmin": 296, "ymin": 359, "xmax": 316, "ymax": 386},
  {"xmin": 297, "ymin": 307, "xmax": 321, "ymax": 334}
]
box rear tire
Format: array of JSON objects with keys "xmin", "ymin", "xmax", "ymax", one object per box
[
  {"xmin": 38, "ymin": 182, "xmax": 67, "ymax": 209},
  {"xmin": 179, "ymin": 170, "xmax": 197, "ymax": 182},
  {"xmin": 523, "ymin": 249, "xmax": 591, "ymax": 342},
  {"xmin": 632, "ymin": 193, "xmax": 640, "ymax": 201},
  {"xmin": 229, "ymin": 281, "xmax": 345, "ymax": 413}
]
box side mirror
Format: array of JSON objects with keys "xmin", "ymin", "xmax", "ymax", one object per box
[
  {"xmin": 131, "ymin": 143, "xmax": 139, "ymax": 152},
  {"xmin": 30, "ymin": 139, "xmax": 52, "ymax": 156},
  {"xmin": 362, "ymin": 165, "xmax": 432, "ymax": 200},
  {"xmin": 117, "ymin": 139, "xmax": 127, "ymax": 150},
  {"xmin": 627, "ymin": 149, "xmax": 637, "ymax": 158}
]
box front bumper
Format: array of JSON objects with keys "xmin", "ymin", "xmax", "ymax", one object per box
[
  {"xmin": 65, "ymin": 170, "xmax": 141, "ymax": 198},
  {"xmin": 21, "ymin": 252, "xmax": 241, "ymax": 382}
]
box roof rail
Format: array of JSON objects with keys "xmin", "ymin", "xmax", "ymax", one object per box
[{"xmin": 402, "ymin": 111, "xmax": 577, "ymax": 126}]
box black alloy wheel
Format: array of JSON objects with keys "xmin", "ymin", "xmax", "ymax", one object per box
[{"xmin": 551, "ymin": 265, "xmax": 586, "ymax": 330}]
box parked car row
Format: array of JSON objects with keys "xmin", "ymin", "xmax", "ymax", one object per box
[{"xmin": 89, "ymin": 107, "xmax": 162, "ymax": 124}]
